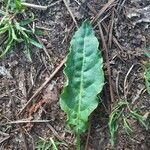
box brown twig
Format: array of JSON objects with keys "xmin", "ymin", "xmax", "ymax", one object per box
[
  {"xmin": 102, "ymin": 22, "xmax": 125, "ymax": 52},
  {"xmin": 87, "ymin": 3, "xmax": 97, "ymax": 14},
  {"xmin": 94, "ymin": 11, "xmax": 111, "ymax": 29},
  {"xmin": 117, "ymin": 0, "xmax": 127, "ymax": 12},
  {"xmin": 2, "ymin": 119, "xmax": 50, "ymax": 125},
  {"xmin": 35, "ymin": 34, "xmax": 52, "ymax": 63},
  {"xmin": 0, "ymin": 131, "xmax": 9, "ymax": 137},
  {"xmin": 18, "ymin": 58, "xmax": 66, "ymax": 116},
  {"xmin": 21, "ymin": 3, "xmax": 48, "ymax": 10},
  {"xmin": 116, "ymin": 71, "xmax": 121, "ymax": 99},
  {"xmin": 0, "ymin": 136, "xmax": 10, "ymax": 145},
  {"xmin": 35, "ymin": 26, "xmax": 52, "ymax": 31},
  {"xmin": 108, "ymin": 9, "xmax": 115, "ymax": 48},
  {"xmin": 2, "ymin": 120, "xmax": 50, "ymax": 125},
  {"xmin": 123, "ymin": 64, "xmax": 135, "ymax": 100},
  {"xmin": 87, "ymin": 2, "xmax": 124, "ymax": 53},
  {"xmin": 27, "ymin": 65, "xmax": 44, "ymax": 99},
  {"xmin": 47, "ymin": 124, "xmax": 68, "ymax": 146},
  {"xmin": 63, "ymin": 0, "xmax": 78, "ymax": 28},
  {"xmin": 84, "ymin": 117, "xmax": 92, "ymax": 150},
  {"xmin": 91, "ymin": 0, "xmax": 115, "ymax": 24},
  {"xmin": 98, "ymin": 23, "xmax": 114, "ymax": 109},
  {"xmin": 62, "ymin": 22, "xmax": 74, "ymax": 44},
  {"xmin": 25, "ymin": 132, "xmax": 36, "ymax": 150},
  {"xmin": 20, "ymin": 127, "xmax": 28, "ymax": 150}
]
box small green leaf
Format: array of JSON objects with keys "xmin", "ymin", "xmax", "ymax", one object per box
[
  {"xmin": 11, "ymin": 26, "xmax": 18, "ymax": 40},
  {"xmin": 109, "ymin": 109, "xmax": 122, "ymax": 145},
  {"xmin": 144, "ymin": 47, "xmax": 150, "ymax": 58},
  {"xmin": 130, "ymin": 111, "xmax": 148, "ymax": 130},
  {"xmin": 50, "ymin": 138, "xmax": 58, "ymax": 150},
  {"xmin": 108, "ymin": 100, "xmax": 127, "ymax": 145},
  {"xmin": 113, "ymin": 101, "xmax": 128, "ymax": 111},
  {"xmin": 60, "ymin": 21, "xmax": 104, "ymax": 135},
  {"xmin": 145, "ymin": 66, "xmax": 150, "ymax": 94},
  {"xmin": 0, "ymin": 25, "xmax": 9, "ymax": 34},
  {"xmin": 15, "ymin": 0, "xmax": 23, "ymax": 11},
  {"xmin": 123, "ymin": 117, "xmax": 133, "ymax": 134},
  {"xmin": 19, "ymin": 13, "xmax": 34, "ymax": 26},
  {"xmin": 0, "ymin": 10, "xmax": 6, "ymax": 16},
  {"xmin": 15, "ymin": 22, "xmax": 31, "ymax": 33},
  {"xmin": 34, "ymin": 29, "xmax": 44, "ymax": 36},
  {"xmin": 20, "ymin": 18, "xmax": 33, "ymax": 26},
  {"xmin": 29, "ymin": 39, "xmax": 43, "ymax": 48},
  {"xmin": 36, "ymin": 139, "xmax": 52, "ymax": 150},
  {"xmin": 0, "ymin": 39, "xmax": 13, "ymax": 57}
]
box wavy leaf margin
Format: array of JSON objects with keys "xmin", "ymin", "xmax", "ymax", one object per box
[{"xmin": 60, "ymin": 21, "xmax": 104, "ymax": 134}]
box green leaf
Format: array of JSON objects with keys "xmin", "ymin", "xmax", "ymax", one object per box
[
  {"xmin": 11, "ymin": 26, "xmax": 18, "ymax": 40},
  {"xmin": 15, "ymin": 22, "xmax": 31, "ymax": 33},
  {"xmin": 29, "ymin": 39, "xmax": 43, "ymax": 48},
  {"xmin": 36, "ymin": 139, "xmax": 52, "ymax": 150},
  {"xmin": 15, "ymin": 0, "xmax": 23, "ymax": 11},
  {"xmin": 20, "ymin": 18, "xmax": 33, "ymax": 26},
  {"xmin": 0, "ymin": 10, "xmax": 6, "ymax": 16},
  {"xmin": 130, "ymin": 111, "xmax": 148, "ymax": 130},
  {"xmin": 0, "ymin": 25, "xmax": 9, "ymax": 34},
  {"xmin": 20, "ymin": 13, "xmax": 34, "ymax": 26},
  {"xmin": 6, "ymin": 0, "xmax": 24, "ymax": 12},
  {"xmin": 50, "ymin": 138, "xmax": 58, "ymax": 150},
  {"xmin": 108, "ymin": 111, "xmax": 120, "ymax": 145},
  {"xmin": 108, "ymin": 100, "xmax": 127, "ymax": 145},
  {"xmin": 144, "ymin": 47, "xmax": 150, "ymax": 58},
  {"xmin": 60, "ymin": 21, "xmax": 104, "ymax": 134},
  {"xmin": 0, "ymin": 39, "xmax": 13, "ymax": 57},
  {"xmin": 145, "ymin": 66, "xmax": 150, "ymax": 94},
  {"xmin": 34, "ymin": 29, "xmax": 44, "ymax": 36},
  {"xmin": 123, "ymin": 117, "xmax": 133, "ymax": 134},
  {"xmin": 113, "ymin": 101, "xmax": 128, "ymax": 111}
]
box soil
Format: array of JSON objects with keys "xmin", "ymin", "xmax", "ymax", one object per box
[{"xmin": 0, "ymin": 0, "xmax": 150, "ymax": 150}]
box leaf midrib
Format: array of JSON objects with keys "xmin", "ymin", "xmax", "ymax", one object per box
[{"xmin": 77, "ymin": 26, "xmax": 87, "ymax": 129}]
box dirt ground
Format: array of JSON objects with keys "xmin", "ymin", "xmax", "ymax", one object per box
[{"xmin": 0, "ymin": 0, "xmax": 150, "ymax": 149}]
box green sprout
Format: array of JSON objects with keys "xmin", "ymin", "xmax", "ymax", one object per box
[{"xmin": 0, "ymin": 0, "xmax": 43, "ymax": 61}]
